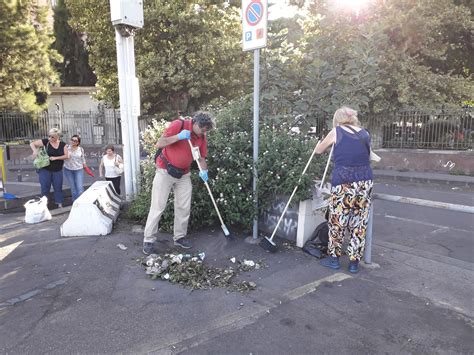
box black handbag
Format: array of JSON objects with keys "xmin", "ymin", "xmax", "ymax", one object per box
[{"xmin": 161, "ymin": 154, "xmax": 184, "ymax": 179}]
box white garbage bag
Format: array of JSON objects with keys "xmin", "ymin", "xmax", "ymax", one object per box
[{"xmin": 24, "ymin": 196, "xmax": 52, "ymax": 224}]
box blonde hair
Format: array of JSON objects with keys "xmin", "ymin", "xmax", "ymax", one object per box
[
  {"xmin": 48, "ymin": 128, "xmax": 61, "ymax": 137},
  {"xmin": 332, "ymin": 106, "xmax": 360, "ymax": 128}
]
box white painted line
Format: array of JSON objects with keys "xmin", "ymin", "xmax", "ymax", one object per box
[
  {"xmin": 0, "ymin": 277, "xmax": 68, "ymax": 308},
  {"xmin": 0, "ymin": 240, "xmax": 23, "ymax": 261},
  {"xmin": 284, "ymin": 273, "xmax": 352, "ymax": 301},
  {"xmin": 374, "ymin": 193, "xmax": 474, "ymax": 214},
  {"xmin": 5, "ymin": 182, "xmax": 41, "ymax": 187},
  {"xmin": 380, "ymin": 214, "xmax": 472, "ymax": 234}
]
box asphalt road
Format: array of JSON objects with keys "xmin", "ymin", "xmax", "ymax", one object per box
[{"xmin": 0, "ymin": 180, "xmax": 473, "ymax": 354}]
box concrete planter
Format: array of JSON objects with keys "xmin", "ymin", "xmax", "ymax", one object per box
[{"xmin": 259, "ymin": 196, "xmax": 326, "ymax": 248}]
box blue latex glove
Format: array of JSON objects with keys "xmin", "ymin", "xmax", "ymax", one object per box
[
  {"xmin": 177, "ymin": 130, "xmax": 191, "ymax": 140},
  {"xmin": 199, "ymin": 170, "xmax": 208, "ymax": 182}
]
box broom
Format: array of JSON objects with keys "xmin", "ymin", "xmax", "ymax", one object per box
[
  {"xmin": 187, "ymin": 140, "xmax": 231, "ymax": 238},
  {"xmin": 312, "ymin": 144, "xmax": 333, "ymax": 210},
  {"xmin": 259, "ymin": 141, "xmax": 320, "ymax": 253}
]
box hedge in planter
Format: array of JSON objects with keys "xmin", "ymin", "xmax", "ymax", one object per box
[{"xmin": 128, "ymin": 97, "xmax": 328, "ymax": 234}]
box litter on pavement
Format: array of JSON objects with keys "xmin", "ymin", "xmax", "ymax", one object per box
[
  {"xmin": 142, "ymin": 253, "xmax": 264, "ymax": 292},
  {"xmin": 116, "ymin": 243, "xmax": 128, "ymax": 250}
]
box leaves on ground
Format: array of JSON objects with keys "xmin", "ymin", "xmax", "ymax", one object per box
[{"xmin": 142, "ymin": 253, "xmax": 265, "ymax": 292}]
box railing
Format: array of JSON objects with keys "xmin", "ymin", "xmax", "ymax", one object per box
[
  {"xmin": 363, "ymin": 108, "xmax": 474, "ymax": 150},
  {"xmin": 0, "ymin": 110, "xmax": 122, "ymax": 145},
  {"xmin": 2, "ymin": 108, "xmax": 473, "ymax": 150}
]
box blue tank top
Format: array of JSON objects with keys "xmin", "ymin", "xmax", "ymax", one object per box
[{"xmin": 331, "ymin": 126, "xmax": 373, "ymax": 186}]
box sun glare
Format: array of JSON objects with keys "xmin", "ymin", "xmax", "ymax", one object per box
[
  {"xmin": 268, "ymin": 0, "xmax": 300, "ymax": 20},
  {"xmin": 332, "ymin": 0, "xmax": 371, "ymax": 15}
]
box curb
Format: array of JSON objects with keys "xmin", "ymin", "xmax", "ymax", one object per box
[
  {"xmin": 0, "ymin": 183, "xmax": 93, "ymax": 213},
  {"xmin": 374, "ymin": 172, "xmax": 474, "ymax": 188},
  {"xmin": 0, "ymin": 192, "xmax": 72, "ymax": 213}
]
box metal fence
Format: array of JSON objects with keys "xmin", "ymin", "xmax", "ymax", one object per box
[
  {"xmin": 1, "ymin": 108, "xmax": 473, "ymax": 150},
  {"xmin": 138, "ymin": 115, "xmax": 155, "ymax": 134},
  {"xmin": 0, "ymin": 110, "xmax": 122, "ymax": 145},
  {"xmin": 363, "ymin": 108, "xmax": 474, "ymax": 150}
]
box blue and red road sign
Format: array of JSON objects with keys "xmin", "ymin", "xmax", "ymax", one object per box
[
  {"xmin": 242, "ymin": 0, "xmax": 267, "ymax": 51},
  {"xmin": 245, "ymin": 0, "xmax": 264, "ymax": 26}
]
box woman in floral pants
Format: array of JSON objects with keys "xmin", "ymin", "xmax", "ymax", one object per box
[{"xmin": 315, "ymin": 106, "xmax": 374, "ymax": 273}]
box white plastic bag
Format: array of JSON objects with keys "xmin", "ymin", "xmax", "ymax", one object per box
[
  {"xmin": 24, "ymin": 196, "xmax": 52, "ymax": 224},
  {"xmin": 370, "ymin": 150, "xmax": 382, "ymax": 162}
]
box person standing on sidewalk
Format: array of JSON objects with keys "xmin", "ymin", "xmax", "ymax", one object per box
[
  {"xmin": 142, "ymin": 111, "xmax": 215, "ymax": 254},
  {"xmin": 314, "ymin": 106, "xmax": 373, "ymax": 273},
  {"xmin": 64, "ymin": 135, "xmax": 87, "ymax": 202},
  {"xmin": 99, "ymin": 145, "xmax": 123, "ymax": 195},
  {"xmin": 30, "ymin": 128, "xmax": 68, "ymax": 208}
]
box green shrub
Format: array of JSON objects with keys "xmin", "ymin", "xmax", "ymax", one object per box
[{"xmin": 128, "ymin": 96, "xmax": 327, "ymax": 233}]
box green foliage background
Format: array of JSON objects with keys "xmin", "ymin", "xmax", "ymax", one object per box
[
  {"xmin": 0, "ymin": 0, "xmax": 60, "ymax": 113},
  {"xmin": 65, "ymin": 0, "xmax": 472, "ymax": 120},
  {"xmin": 1, "ymin": 0, "xmax": 472, "ymax": 117},
  {"xmin": 52, "ymin": 0, "xmax": 96, "ymax": 86},
  {"xmin": 66, "ymin": 0, "xmax": 249, "ymax": 116},
  {"xmin": 259, "ymin": 0, "xmax": 473, "ymax": 124}
]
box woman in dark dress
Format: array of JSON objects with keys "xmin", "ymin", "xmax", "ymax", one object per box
[{"xmin": 30, "ymin": 128, "xmax": 68, "ymax": 208}]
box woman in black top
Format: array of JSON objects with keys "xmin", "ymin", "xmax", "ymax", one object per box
[{"xmin": 30, "ymin": 128, "xmax": 68, "ymax": 208}]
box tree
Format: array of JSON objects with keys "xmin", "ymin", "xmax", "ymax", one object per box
[
  {"xmin": 52, "ymin": 0, "xmax": 96, "ymax": 86},
  {"xmin": 259, "ymin": 0, "xmax": 473, "ymax": 127},
  {"xmin": 0, "ymin": 0, "xmax": 60, "ymax": 113},
  {"xmin": 66, "ymin": 0, "xmax": 250, "ymax": 116}
]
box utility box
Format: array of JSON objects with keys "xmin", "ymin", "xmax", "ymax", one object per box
[{"xmin": 110, "ymin": 0, "xmax": 144, "ymax": 28}]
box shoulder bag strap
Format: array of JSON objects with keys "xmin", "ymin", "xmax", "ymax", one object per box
[
  {"xmin": 345, "ymin": 125, "xmax": 370, "ymax": 154},
  {"xmin": 159, "ymin": 119, "xmax": 186, "ymax": 164},
  {"xmin": 81, "ymin": 147, "xmax": 86, "ymax": 166}
]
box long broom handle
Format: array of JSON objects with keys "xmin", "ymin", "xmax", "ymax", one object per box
[
  {"xmin": 319, "ymin": 144, "xmax": 334, "ymax": 189},
  {"xmin": 187, "ymin": 140, "xmax": 226, "ymax": 227},
  {"xmin": 269, "ymin": 141, "xmax": 320, "ymax": 242}
]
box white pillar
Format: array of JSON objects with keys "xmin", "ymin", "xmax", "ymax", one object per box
[{"xmin": 114, "ymin": 29, "xmax": 140, "ymax": 200}]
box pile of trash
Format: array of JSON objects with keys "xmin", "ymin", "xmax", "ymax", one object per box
[{"xmin": 142, "ymin": 253, "xmax": 264, "ymax": 292}]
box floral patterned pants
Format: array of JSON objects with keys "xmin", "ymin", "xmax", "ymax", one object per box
[{"xmin": 328, "ymin": 180, "xmax": 373, "ymax": 261}]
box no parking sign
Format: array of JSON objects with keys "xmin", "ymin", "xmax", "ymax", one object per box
[{"xmin": 242, "ymin": 0, "xmax": 268, "ymax": 51}]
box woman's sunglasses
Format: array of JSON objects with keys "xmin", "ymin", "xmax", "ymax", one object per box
[{"xmin": 71, "ymin": 139, "xmax": 79, "ymax": 142}]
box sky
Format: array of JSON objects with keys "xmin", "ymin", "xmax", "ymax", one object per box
[{"xmin": 268, "ymin": 0, "xmax": 301, "ymax": 20}]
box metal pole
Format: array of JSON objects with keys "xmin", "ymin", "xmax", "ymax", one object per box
[
  {"xmin": 0, "ymin": 145, "xmax": 7, "ymax": 195},
  {"xmin": 114, "ymin": 29, "xmax": 134, "ymax": 200},
  {"xmin": 364, "ymin": 204, "xmax": 373, "ymax": 264},
  {"xmin": 252, "ymin": 49, "xmax": 260, "ymax": 239}
]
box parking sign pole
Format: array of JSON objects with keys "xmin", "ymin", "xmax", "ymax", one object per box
[
  {"xmin": 252, "ymin": 49, "xmax": 260, "ymax": 240},
  {"xmin": 242, "ymin": 0, "xmax": 267, "ymax": 239}
]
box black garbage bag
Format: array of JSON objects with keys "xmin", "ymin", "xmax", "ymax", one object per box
[{"xmin": 303, "ymin": 209, "xmax": 329, "ymax": 259}]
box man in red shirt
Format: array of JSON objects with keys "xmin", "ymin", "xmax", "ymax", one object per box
[{"xmin": 143, "ymin": 111, "xmax": 215, "ymax": 254}]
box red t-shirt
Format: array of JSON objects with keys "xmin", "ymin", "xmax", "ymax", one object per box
[{"xmin": 156, "ymin": 119, "xmax": 207, "ymax": 174}]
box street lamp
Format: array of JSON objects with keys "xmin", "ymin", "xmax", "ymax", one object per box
[{"xmin": 109, "ymin": 0, "xmax": 143, "ymax": 201}]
